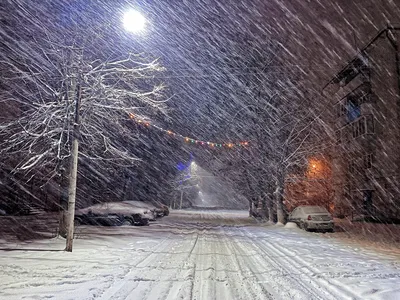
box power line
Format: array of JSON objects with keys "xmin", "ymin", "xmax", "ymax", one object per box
[{"xmin": 1, "ymin": 61, "xmax": 327, "ymax": 81}]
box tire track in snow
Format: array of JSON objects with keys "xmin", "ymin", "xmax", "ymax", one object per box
[
  {"xmin": 98, "ymin": 226, "xmax": 202, "ymax": 300},
  {"xmin": 191, "ymin": 228, "xmax": 218, "ymax": 300},
  {"xmin": 225, "ymin": 226, "xmax": 332, "ymax": 299},
  {"xmin": 190, "ymin": 226, "xmax": 275, "ymax": 300},
  {"xmin": 217, "ymin": 227, "xmax": 276, "ymax": 300},
  {"xmin": 224, "ymin": 227, "xmax": 308, "ymax": 300},
  {"xmin": 139, "ymin": 229, "xmax": 198, "ymax": 300},
  {"xmin": 260, "ymin": 237, "xmax": 362, "ymax": 299},
  {"xmin": 97, "ymin": 232, "xmax": 177, "ymax": 300},
  {"xmin": 239, "ymin": 227, "xmax": 359, "ymax": 300},
  {"xmin": 96, "ymin": 211, "xmax": 363, "ymax": 300}
]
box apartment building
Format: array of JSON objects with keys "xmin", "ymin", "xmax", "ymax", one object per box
[{"xmin": 322, "ymin": 26, "xmax": 400, "ymax": 221}]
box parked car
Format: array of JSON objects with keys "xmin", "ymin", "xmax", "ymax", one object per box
[
  {"xmin": 151, "ymin": 204, "xmax": 169, "ymax": 217},
  {"xmin": 160, "ymin": 205, "xmax": 169, "ymax": 216},
  {"xmin": 288, "ymin": 205, "xmax": 334, "ymax": 232},
  {"xmin": 76, "ymin": 211, "xmax": 124, "ymax": 226},
  {"xmin": 123, "ymin": 201, "xmax": 169, "ymax": 219},
  {"xmin": 75, "ymin": 202, "xmax": 150, "ymax": 226},
  {"xmin": 129, "ymin": 213, "xmax": 150, "ymax": 226}
]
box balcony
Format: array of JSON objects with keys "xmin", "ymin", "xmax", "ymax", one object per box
[
  {"xmin": 335, "ymin": 115, "xmax": 375, "ymax": 152},
  {"xmin": 332, "ymin": 55, "xmax": 370, "ymax": 87},
  {"xmin": 334, "ymin": 82, "xmax": 374, "ymax": 127}
]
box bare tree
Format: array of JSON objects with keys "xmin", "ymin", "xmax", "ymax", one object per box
[
  {"xmin": 219, "ymin": 78, "xmax": 328, "ymax": 224},
  {"xmin": 259, "ymin": 87, "xmax": 327, "ymax": 223},
  {"xmin": 0, "ymin": 2, "xmax": 166, "ymax": 251}
]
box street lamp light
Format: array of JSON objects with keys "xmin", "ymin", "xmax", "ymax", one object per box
[{"xmin": 123, "ymin": 9, "xmax": 147, "ymax": 33}]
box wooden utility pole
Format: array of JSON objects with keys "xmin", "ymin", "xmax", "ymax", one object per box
[{"xmin": 65, "ymin": 66, "xmax": 81, "ymax": 252}]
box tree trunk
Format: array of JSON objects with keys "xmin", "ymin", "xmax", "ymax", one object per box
[
  {"xmin": 275, "ymin": 177, "xmax": 286, "ymax": 224},
  {"xmin": 264, "ymin": 192, "xmax": 274, "ymax": 223},
  {"xmin": 179, "ymin": 190, "xmax": 183, "ymax": 209},
  {"xmin": 257, "ymin": 195, "xmax": 264, "ymax": 218},
  {"xmin": 248, "ymin": 198, "xmax": 252, "ymax": 217},
  {"xmin": 121, "ymin": 174, "xmax": 130, "ymax": 202},
  {"xmin": 276, "ymin": 193, "xmax": 285, "ymax": 224}
]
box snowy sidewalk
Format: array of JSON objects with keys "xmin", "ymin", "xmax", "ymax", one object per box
[{"xmin": 0, "ymin": 210, "xmax": 399, "ymax": 300}]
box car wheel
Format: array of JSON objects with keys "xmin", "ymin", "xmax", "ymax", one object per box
[
  {"xmin": 74, "ymin": 217, "xmax": 82, "ymax": 226},
  {"xmin": 303, "ymin": 223, "xmax": 309, "ymax": 231},
  {"xmin": 123, "ymin": 218, "xmax": 133, "ymax": 226}
]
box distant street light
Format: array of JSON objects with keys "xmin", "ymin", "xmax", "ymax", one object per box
[{"xmin": 123, "ymin": 9, "xmax": 146, "ymax": 33}]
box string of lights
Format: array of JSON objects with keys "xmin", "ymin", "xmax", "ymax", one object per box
[{"xmin": 129, "ymin": 113, "xmax": 249, "ymax": 149}]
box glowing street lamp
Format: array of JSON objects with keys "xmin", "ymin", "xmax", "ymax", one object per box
[
  {"xmin": 65, "ymin": 10, "xmax": 149, "ymax": 251},
  {"xmin": 122, "ymin": 9, "xmax": 146, "ymax": 33}
]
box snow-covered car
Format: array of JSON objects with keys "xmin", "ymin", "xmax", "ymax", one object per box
[
  {"xmin": 76, "ymin": 212, "xmax": 124, "ymax": 226},
  {"xmin": 288, "ymin": 205, "xmax": 334, "ymax": 232},
  {"xmin": 123, "ymin": 201, "xmax": 169, "ymax": 219},
  {"xmin": 122, "ymin": 201, "xmax": 157, "ymax": 221},
  {"xmin": 150, "ymin": 204, "xmax": 169, "ymax": 218},
  {"xmin": 75, "ymin": 202, "xmax": 149, "ymax": 226},
  {"xmin": 159, "ymin": 205, "xmax": 169, "ymax": 216}
]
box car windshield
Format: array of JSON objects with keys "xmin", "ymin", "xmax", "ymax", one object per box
[{"xmin": 302, "ymin": 207, "xmax": 328, "ymax": 214}]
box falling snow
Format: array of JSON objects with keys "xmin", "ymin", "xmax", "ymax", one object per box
[{"xmin": 1, "ymin": 0, "xmax": 400, "ymax": 299}]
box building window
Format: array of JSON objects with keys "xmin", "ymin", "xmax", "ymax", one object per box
[
  {"xmin": 335, "ymin": 83, "xmax": 372, "ymax": 122},
  {"xmin": 352, "ymin": 118, "xmax": 364, "ymax": 138},
  {"xmin": 364, "ymin": 153, "xmax": 373, "ymax": 169},
  {"xmin": 366, "ymin": 115, "xmax": 374, "ymax": 134},
  {"xmin": 335, "ymin": 101, "xmax": 347, "ymax": 118},
  {"xmin": 351, "ymin": 115, "xmax": 374, "ymax": 138},
  {"xmin": 335, "ymin": 83, "xmax": 372, "ymax": 121},
  {"xmin": 347, "ymin": 95, "xmax": 361, "ymax": 122},
  {"xmin": 336, "ymin": 56, "xmax": 369, "ymax": 86}
]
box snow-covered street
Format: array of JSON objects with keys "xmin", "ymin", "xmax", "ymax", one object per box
[{"xmin": 1, "ymin": 210, "xmax": 400, "ymax": 300}]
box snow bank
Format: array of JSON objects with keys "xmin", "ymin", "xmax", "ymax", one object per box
[{"xmin": 284, "ymin": 222, "xmax": 299, "ymax": 229}]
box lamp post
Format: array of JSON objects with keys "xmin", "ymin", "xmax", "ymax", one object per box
[{"xmin": 65, "ymin": 9, "xmax": 148, "ymax": 252}]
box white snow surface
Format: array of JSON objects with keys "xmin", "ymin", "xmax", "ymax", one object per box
[
  {"xmin": 1, "ymin": 210, "xmax": 400, "ymax": 300},
  {"xmin": 284, "ymin": 221, "xmax": 299, "ymax": 229}
]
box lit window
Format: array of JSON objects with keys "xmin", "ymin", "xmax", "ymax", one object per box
[{"xmin": 346, "ymin": 96, "xmax": 361, "ymax": 122}]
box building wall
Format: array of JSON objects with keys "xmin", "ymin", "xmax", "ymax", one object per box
[
  {"xmin": 325, "ymin": 29, "xmax": 400, "ymax": 220},
  {"xmin": 368, "ymin": 33, "xmax": 400, "ymax": 219}
]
